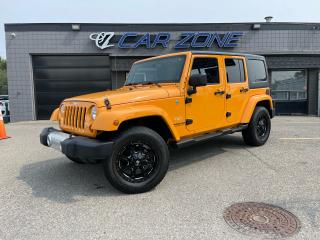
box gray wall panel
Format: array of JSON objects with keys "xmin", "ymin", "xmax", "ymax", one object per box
[
  {"xmin": 5, "ymin": 23, "xmax": 320, "ymax": 120},
  {"xmin": 308, "ymin": 69, "xmax": 319, "ymax": 115},
  {"xmin": 266, "ymin": 56, "xmax": 320, "ymax": 69}
]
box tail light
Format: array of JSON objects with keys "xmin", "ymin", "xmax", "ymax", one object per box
[{"xmin": 266, "ymin": 88, "xmax": 271, "ymax": 95}]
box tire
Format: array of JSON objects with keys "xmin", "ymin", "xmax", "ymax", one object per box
[
  {"xmin": 104, "ymin": 126, "xmax": 169, "ymax": 194},
  {"xmin": 242, "ymin": 106, "xmax": 271, "ymax": 146},
  {"xmin": 66, "ymin": 155, "xmax": 84, "ymax": 164}
]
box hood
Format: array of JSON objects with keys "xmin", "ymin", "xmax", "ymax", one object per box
[{"xmin": 65, "ymin": 85, "xmax": 172, "ymax": 107}]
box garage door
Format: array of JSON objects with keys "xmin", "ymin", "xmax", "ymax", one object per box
[{"xmin": 33, "ymin": 55, "xmax": 111, "ymax": 120}]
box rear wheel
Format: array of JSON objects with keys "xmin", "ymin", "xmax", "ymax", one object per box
[
  {"xmin": 104, "ymin": 126, "xmax": 169, "ymax": 194},
  {"xmin": 242, "ymin": 106, "xmax": 271, "ymax": 146}
]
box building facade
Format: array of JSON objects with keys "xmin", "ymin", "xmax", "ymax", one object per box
[{"xmin": 4, "ymin": 22, "xmax": 320, "ymax": 121}]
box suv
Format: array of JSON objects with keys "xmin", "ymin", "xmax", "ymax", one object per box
[{"xmin": 40, "ymin": 51, "xmax": 274, "ymax": 194}]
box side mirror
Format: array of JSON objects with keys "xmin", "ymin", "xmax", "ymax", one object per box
[{"xmin": 188, "ymin": 74, "xmax": 207, "ymax": 95}]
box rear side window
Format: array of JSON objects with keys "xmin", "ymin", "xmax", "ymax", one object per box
[
  {"xmin": 191, "ymin": 58, "xmax": 220, "ymax": 84},
  {"xmin": 225, "ymin": 58, "xmax": 245, "ymax": 83},
  {"xmin": 248, "ymin": 60, "xmax": 267, "ymax": 82}
]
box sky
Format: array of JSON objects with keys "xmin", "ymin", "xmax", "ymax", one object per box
[{"xmin": 1, "ymin": 0, "xmax": 320, "ymax": 59}]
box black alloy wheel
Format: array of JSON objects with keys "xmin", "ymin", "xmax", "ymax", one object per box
[
  {"xmin": 256, "ymin": 115, "xmax": 269, "ymax": 138},
  {"xmin": 116, "ymin": 141, "xmax": 159, "ymax": 183},
  {"xmin": 242, "ymin": 106, "xmax": 271, "ymax": 146},
  {"xmin": 104, "ymin": 126, "xmax": 169, "ymax": 194}
]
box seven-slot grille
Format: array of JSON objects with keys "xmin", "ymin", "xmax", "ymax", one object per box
[{"xmin": 63, "ymin": 106, "xmax": 87, "ymax": 129}]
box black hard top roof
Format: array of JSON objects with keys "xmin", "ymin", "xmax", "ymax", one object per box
[{"xmin": 189, "ymin": 51, "xmax": 265, "ymax": 59}]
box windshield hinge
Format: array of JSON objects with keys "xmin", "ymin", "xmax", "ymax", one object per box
[
  {"xmin": 186, "ymin": 119, "xmax": 193, "ymax": 125},
  {"xmin": 185, "ymin": 97, "xmax": 192, "ymax": 104}
]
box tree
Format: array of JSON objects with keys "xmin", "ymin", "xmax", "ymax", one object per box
[{"xmin": 0, "ymin": 57, "xmax": 7, "ymax": 95}]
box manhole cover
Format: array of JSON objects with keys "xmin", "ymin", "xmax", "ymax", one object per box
[{"xmin": 223, "ymin": 202, "xmax": 300, "ymax": 238}]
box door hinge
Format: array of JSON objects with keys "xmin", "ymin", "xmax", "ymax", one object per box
[
  {"xmin": 185, "ymin": 97, "xmax": 192, "ymax": 104},
  {"xmin": 186, "ymin": 119, "xmax": 193, "ymax": 125},
  {"xmin": 226, "ymin": 93, "xmax": 232, "ymax": 99},
  {"xmin": 226, "ymin": 112, "xmax": 232, "ymax": 118}
]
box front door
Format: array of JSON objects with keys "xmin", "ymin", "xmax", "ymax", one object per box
[
  {"xmin": 224, "ymin": 56, "xmax": 249, "ymax": 125},
  {"xmin": 186, "ymin": 56, "xmax": 226, "ymax": 132}
]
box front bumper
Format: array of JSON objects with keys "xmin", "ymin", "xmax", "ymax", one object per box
[{"xmin": 40, "ymin": 128, "xmax": 113, "ymax": 163}]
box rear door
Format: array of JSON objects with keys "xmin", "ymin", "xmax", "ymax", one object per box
[
  {"xmin": 224, "ymin": 56, "xmax": 249, "ymax": 125},
  {"xmin": 185, "ymin": 55, "xmax": 226, "ymax": 132}
]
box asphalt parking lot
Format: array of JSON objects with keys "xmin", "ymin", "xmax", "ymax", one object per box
[{"xmin": 1, "ymin": 116, "xmax": 320, "ymax": 240}]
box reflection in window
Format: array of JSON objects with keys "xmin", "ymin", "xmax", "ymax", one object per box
[
  {"xmin": 271, "ymin": 70, "xmax": 307, "ymax": 101},
  {"xmin": 247, "ymin": 60, "xmax": 267, "ymax": 82},
  {"xmin": 126, "ymin": 56, "xmax": 186, "ymax": 85},
  {"xmin": 225, "ymin": 59, "xmax": 245, "ymax": 83},
  {"xmin": 191, "ymin": 58, "xmax": 220, "ymax": 84}
]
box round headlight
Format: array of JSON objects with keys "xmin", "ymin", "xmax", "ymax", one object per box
[
  {"xmin": 60, "ymin": 103, "xmax": 65, "ymax": 113},
  {"xmin": 91, "ymin": 106, "xmax": 97, "ymax": 120}
]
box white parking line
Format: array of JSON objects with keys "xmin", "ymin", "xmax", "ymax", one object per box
[
  {"xmin": 284, "ymin": 122, "xmax": 320, "ymax": 124},
  {"xmin": 280, "ymin": 138, "xmax": 320, "ymax": 140}
]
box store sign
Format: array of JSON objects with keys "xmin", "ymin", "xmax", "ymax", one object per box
[
  {"xmin": 89, "ymin": 32, "xmax": 244, "ymax": 50},
  {"xmin": 89, "ymin": 32, "xmax": 115, "ymax": 49}
]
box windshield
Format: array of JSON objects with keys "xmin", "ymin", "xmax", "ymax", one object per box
[{"xmin": 125, "ymin": 55, "xmax": 186, "ymax": 85}]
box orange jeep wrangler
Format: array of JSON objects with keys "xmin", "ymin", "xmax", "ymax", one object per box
[{"xmin": 40, "ymin": 51, "xmax": 274, "ymax": 193}]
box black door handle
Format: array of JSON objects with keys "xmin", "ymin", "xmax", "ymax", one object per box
[
  {"xmin": 240, "ymin": 87, "xmax": 249, "ymax": 93},
  {"xmin": 214, "ymin": 90, "xmax": 225, "ymax": 95}
]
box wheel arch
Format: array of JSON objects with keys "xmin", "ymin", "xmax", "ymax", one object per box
[
  {"xmin": 117, "ymin": 116, "xmax": 175, "ymax": 143},
  {"xmin": 91, "ymin": 106, "xmax": 181, "ymax": 141},
  {"xmin": 241, "ymin": 95, "xmax": 273, "ymax": 123}
]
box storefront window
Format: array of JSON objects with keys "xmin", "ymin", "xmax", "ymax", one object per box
[{"xmin": 271, "ymin": 70, "xmax": 307, "ymax": 101}]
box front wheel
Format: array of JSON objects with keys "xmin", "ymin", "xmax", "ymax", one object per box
[
  {"xmin": 242, "ymin": 106, "xmax": 271, "ymax": 146},
  {"xmin": 104, "ymin": 126, "xmax": 169, "ymax": 194}
]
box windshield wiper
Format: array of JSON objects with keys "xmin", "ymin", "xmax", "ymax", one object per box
[
  {"xmin": 125, "ymin": 83, "xmax": 138, "ymax": 87},
  {"xmin": 142, "ymin": 81, "xmax": 162, "ymax": 87},
  {"xmin": 125, "ymin": 81, "xmax": 162, "ymax": 87}
]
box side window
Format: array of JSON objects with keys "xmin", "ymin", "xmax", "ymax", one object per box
[
  {"xmin": 225, "ymin": 58, "xmax": 245, "ymax": 83},
  {"xmin": 191, "ymin": 58, "xmax": 220, "ymax": 84},
  {"xmin": 247, "ymin": 59, "xmax": 267, "ymax": 82}
]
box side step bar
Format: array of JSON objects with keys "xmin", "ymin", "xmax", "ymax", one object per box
[{"xmin": 176, "ymin": 124, "xmax": 248, "ymax": 148}]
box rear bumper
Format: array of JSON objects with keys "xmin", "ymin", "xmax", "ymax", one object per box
[{"xmin": 40, "ymin": 128, "xmax": 113, "ymax": 163}]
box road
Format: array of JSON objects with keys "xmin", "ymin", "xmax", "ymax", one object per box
[{"xmin": 0, "ymin": 116, "xmax": 320, "ymax": 239}]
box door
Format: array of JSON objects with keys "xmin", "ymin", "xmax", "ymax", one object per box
[
  {"xmin": 186, "ymin": 56, "xmax": 226, "ymax": 132},
  {"xmin": 33, "ymin": 55, "xmax": 111, "ymax": 120},
  {"xmin": 224, "ymin": 57, "xmax": 249, "ymax": 125}
]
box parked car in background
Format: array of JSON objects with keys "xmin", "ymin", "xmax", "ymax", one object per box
[{"xmin": 0, "ymin": 95, "xmax": 10, "ymax": 123}]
